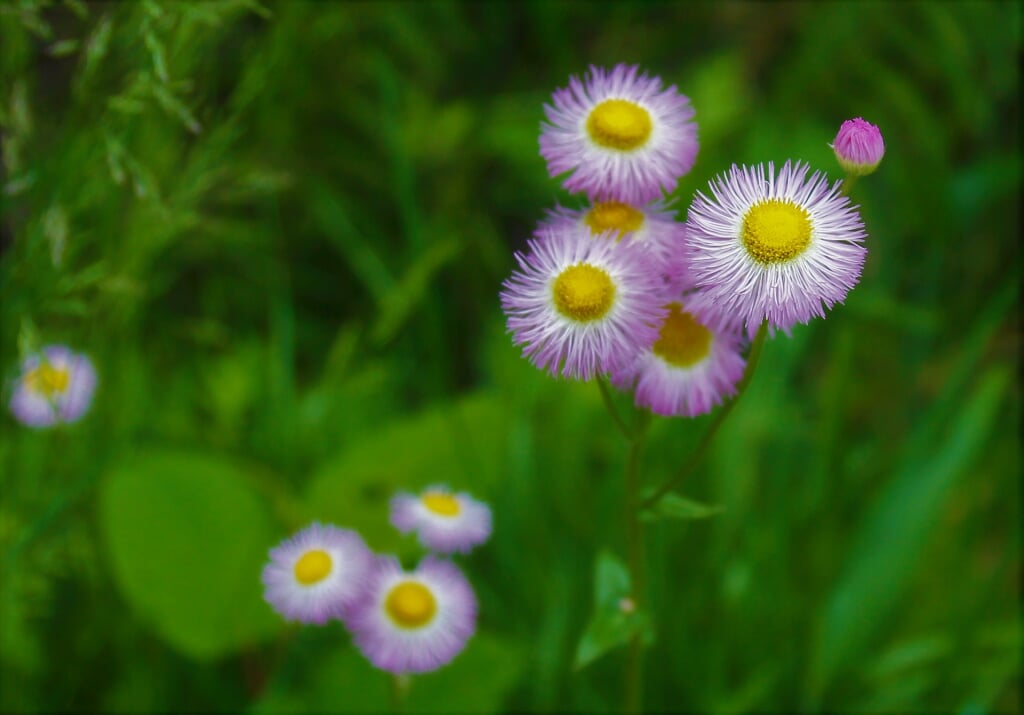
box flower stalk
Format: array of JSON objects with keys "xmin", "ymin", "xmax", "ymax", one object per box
[{"xmin": 624, "ymin": 408, "xmax": 651, "ymax": 714}]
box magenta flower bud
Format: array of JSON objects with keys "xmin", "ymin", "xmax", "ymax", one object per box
[{"xmin": 830, "ymin": 117, "xmax": 885, "ymax": 176}]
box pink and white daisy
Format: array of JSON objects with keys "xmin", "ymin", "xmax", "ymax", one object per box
[
  {"xmin": 612, "ymin": 299, "xmax": 746, "ymax": 417},
  {"xmin": 540, "ymin": 64, "xmax": 698, "ymax": 205},
  {"xmin": 500, "ymin": 223, "xmax": 668, "ymax": 381},
  {"xmin": 348, "ymin": 555, "xmax": 477, "ymax": 674},
  {"xmin": 541, "ymin": 198, "xmax": 685, "ymax": 270},
  {"xmin": 831, "ymin": 117, "xmax": 885, "ymax": 176},
  {"xmin": 390, "ymin": 485, "xmax": 492, "ymax": 555},
  {"xmin": 261, "ymin": 522, "xmax": 374, "ymax": 625},
  {"xmin": 661, "ymin": 223, "xmax": 701, "ymax": 296},
  {"xmin": 685, "ymin": 160, "xmax": 867, "ymax": 337},
  {"xmin": 8, "ymin": 345, "xmax": 97, "ymax": 428}
]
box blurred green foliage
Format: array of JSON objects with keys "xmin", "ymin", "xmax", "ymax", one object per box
[{"xmin": 0, "ymin": 0, "xmax": 1019, "ymax": 712}]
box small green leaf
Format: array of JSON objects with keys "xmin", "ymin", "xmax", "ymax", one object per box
[
  {"xmin": 151, "ymin": 83, "xmax": 202, "ymax": 134},
  {"xmin": 48, "ymin": 39, "xmax": 79, "ymax": 57},
  {"xmin": 62, "ymin": 0, "xmax": 89, "ymax": 18},
  {"xmin": 639, "ymin": 492, "xmax": 724, "ymax": 522},
  {"xmin": 104, "ymin": 136, "xmax": 126, "ymax": 184},
  {"xmin": 17, "ymin": 7, "xmax": 53, "ymax": 40},
  {"xmin": 80, "ymin": 15, "xmax": 112, "ymax": 84},
  {"xmin": 10, "ymin": 80, "xmax": 32, "ymax": 136},
  {"xmin": 143, "ymin": 30, "xmax": 169, "ymax": 83},
  {"xmin": 573, "ymin": 551, "xmax": 653, "ymax": 671}
]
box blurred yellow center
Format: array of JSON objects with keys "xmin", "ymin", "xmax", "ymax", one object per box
[
  {"xmin": 294, "ymin": 549, "xmax": 332, "ymax": 585},
  {"xmin": 652, "ymin": 304, "xmax": 712, "ymax": 367},
  {"xmin": 25, "ymin": 364, "xmax": 70, "ymax": 397},
  {"xmin": 385, "ymin": 581, "xmax": 437, "ymax": 628},
  {"xmin": 422, "ymin": 492, "xmax": 460, "ymax": 517},
  {"xmin": 585, "ymin": 201, "xmax": 645, "ymax": 239},
  {"xmin": 741, "ymin": 199, "xmax": 812, "ymax": 264},
  {"xmin": 552, "ymin": 264, "xmax": 616, "ymax": 322},
  {"xmin": 586, "ymin": 99, "xmax": 652, "ymax": 151}
]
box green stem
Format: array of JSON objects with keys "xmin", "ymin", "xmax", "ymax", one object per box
[
  {"xmin": 597, "ymin": 375, "xmax": 633, "ymax": 440},
  {"xmin": 640, "ymin": 320, "xmax": 769, "ymax": 511},
  {"xmin": 840, "ymin": 173, "xmax": 859, "ymax": 196},
  {"xmin": 389, "ymin": 673, "xmax": 410, "ymax": 712},
  {"xmin": 624, "ymin": 410, "xmax": 650, "ymax": 715}
]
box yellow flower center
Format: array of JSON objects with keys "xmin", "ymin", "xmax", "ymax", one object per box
[
  {"xmin": 584, "ymin": 201, "xmax": 645, "ymax": 239},
  {"xmin": 586, "ymin": 99, "xmax": 653, "ymax": 151},
  {"xmin": 552, "ymin": 264, "xmax": 616, "ymax": 322},
  {"xmin": 741, "ymin": 199, "xmax": 812, "ymax": 264},
  {"xmin": 385, "ymin": 581, "xmax": 437, "ymax": 629},
  {"xmin": 422, "ymin": 492, "xmax": 461, "ymax": 517},
  {"xmin": 652, "ymin": 304, "xmax": 712, "ymax": 367},
  {"xmin": 293, "ymin": 549, "xmax": 333, "ymax": 585},
  {"xmin": 25, "ymin": 363, "xmax": 70, "ymax": 397}
]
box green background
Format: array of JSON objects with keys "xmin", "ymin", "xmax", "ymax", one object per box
[{"xmin": 0, "ymin": 0, "xmax": 1019, "ymax": 712}]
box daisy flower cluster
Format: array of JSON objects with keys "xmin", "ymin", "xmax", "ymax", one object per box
[
  {"xmin": 500, "ymin": 63, "xmax": 881, "ymax": 417},
  {"xmin": 7, "ymin": 344, "xmax": 97, "ymax": 428},
  {"xmin": 261, "ymin": 486, "xmax": 491, "ymax": 675}
]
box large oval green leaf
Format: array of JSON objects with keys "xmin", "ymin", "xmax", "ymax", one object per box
[{"xmin": 99, "ymin": 449, "xmax": 284, "ymax": 661}]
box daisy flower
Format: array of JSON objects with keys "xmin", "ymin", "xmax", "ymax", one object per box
[
  {"xmin": 390, "ymin": 485, "xmax": 492, "ymax": 555},
  {"xmin": 831, "ymin": 117, "xmax": 885, "ymax": 177},
  {"xmin": 261, "ymin": 522, "xmax": 374, "ymax": 625},
  {"xmin": 500, "ymin": 223, "xmax": 668, "ymax": 381},
  {"xmin": 612, "ymin": 298, "xmax": 746, "ymax": 417},
  {"xmin": 348, "ymin": 555, "xmax": 477, "ymax": 674},
  {"xmin": 8, "ymin": 345, "xmax": 97, "ymax": 428},
  {"xmin": 542, "ymin": 198, "xmax": 685, "ymax": 269},
  {"xmin": 661, "ymin": 223, "xmax": 701, "ymax": 296},
  {"xmin": 685, "ymin": 160, "xmax": 867, "ymax": 336},
  {"xmin": 540, "ymin": 63, "xmax": 698, "ymax": 204}
]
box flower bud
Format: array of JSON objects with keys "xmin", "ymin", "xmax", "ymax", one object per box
[{"xmin": 831, "ymin": 117, "xmax": 885, "ymax": 176}]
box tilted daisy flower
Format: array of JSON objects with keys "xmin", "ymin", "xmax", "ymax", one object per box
[
  {"xmin": 500, "ymin": 223, "xmax": 668, "ymax": 381},
  {"xmin": 542, "ymin": 198, "xmax": 685, "ymax": 269},
  {"xmin": 685, "ymin": 160, "xmax": 867, "ymax": 336},
  {"xmin": 540, "ymin": 63, "xmax": 698, "ymax": 205},
  {"xmin": 661, "ymin": 223, "xmax": 702, "ymax": 296},
  {"xmin": 831, "ymin": 117, "xmax": 885, "ymax": 177},
  {"xmin": 8, "ymin": 345, "xmax": 97, "ymax": 428},
  {"xmin": 348, "ymin": 555, "xmax": 477, "ymax": 674},
  {"xmin": 261, "ymin": 522, "xmax": 374, "ymax": 625},
  {"xmin": 390, "ymin": 485, "xmax": 492, "ymax": 555},
  {"xmin": 612, "ymin": 297, "xmax": 746, "ymax": 417}
]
